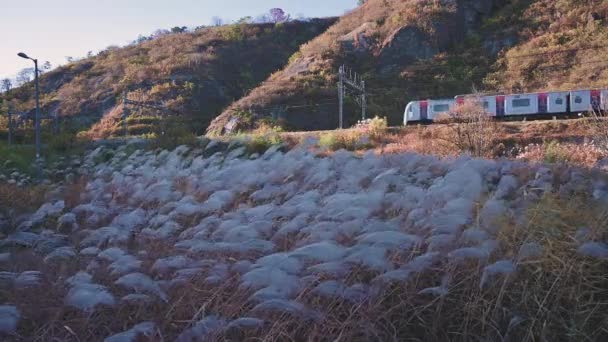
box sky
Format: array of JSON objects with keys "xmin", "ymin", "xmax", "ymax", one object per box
[{"xmin": 0, "ymin": 0, "xmax": 358, "ymax": 80}]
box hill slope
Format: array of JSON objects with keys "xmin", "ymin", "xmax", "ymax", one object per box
[
  {"xmin": 0, "ymin": 19, "xmax": 336, "ymax": 138},
  {"xmin": 208, "ymin": 0, "xmax": 608, "ymax": 135}
]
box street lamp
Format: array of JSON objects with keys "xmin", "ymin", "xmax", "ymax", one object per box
[{"xmin": 17, "ymin": 52, "xmax": 41, "ymax": 160}]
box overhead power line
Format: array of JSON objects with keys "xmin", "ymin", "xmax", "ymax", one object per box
[{"xmin": 506, "ymin": 45, "xmax": 608, "ymax": 59}]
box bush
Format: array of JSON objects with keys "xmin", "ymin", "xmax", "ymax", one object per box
[
  {"xmin": 436, "ymin": 98, "xmax": 497, "ymax": 157},
  {"xmin": 587, "ymin": 110, "xmax": 608, "ymax": 153},
  {"xmin": 150, "ymin": 119, "xmax": 198, "ymax": 150},
  {"xmin": 543, "ymin": 140, "xmax": 570, "ymax": 164},
  {"xmin": 319, "ymin": 130, "xmax": 369, "ymax": 151},
  {"xmin": 48, "ymin": 130, "xmax": 92, "ymax": 154},
  {"xmin": 243, "ymin": 123, "xmax": 284, "ymax": 154},
  {"xmin": 0, "ymin": 142, "xmax": 36, "ymax": 175},
  {"xmin": 0, "ymin": 183, "xmax": 48, "ymax": 217},
  {"xmin": 355, "ymin": 116, "xmax": 388, "ymax": 141}
]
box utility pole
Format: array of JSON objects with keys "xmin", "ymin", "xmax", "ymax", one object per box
[
  {"xmin": 122, "ymin": 91, "xmax": 129, "ymax": 137},
  {"xmin": 361, "ymin": 80, "xmax": 366, "ymax": 120},
  {"xmin": 53, "ymin": 111, "xmax": 59, "ymax": 134},
  {"xmin": 338, "ymin": 65, "xmax": 344, "ymax": 129},
  {"xmin": 34, "ymin": 59, "xmax": 40, "ymax": 159},
  {"xmin": 337, "ymin": 64, "xmax": 367, "ymax": 129},
  {"xmin": 7, "ymin": 105, "xmax": 13, "ymax": 145}
]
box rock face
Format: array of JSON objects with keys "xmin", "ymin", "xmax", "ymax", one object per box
[
  {"xmin": 378, "ymin": 26, "xmax": 442, "ymax": 73},
  {"xmin": 458, "ymin": 0, "xmax": 502, "ymax": 33},
  {"xmin": 379, "ymin": 0, "xmax": 501, "ymax": 72},
  {"xmin": 338, "ymin": 22, "xmax": 376, "ymax": 54}
]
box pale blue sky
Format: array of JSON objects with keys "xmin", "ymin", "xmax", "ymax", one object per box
[{"xmin": 0, "ymin": 0, "xmax": 357, "ymax": 80}]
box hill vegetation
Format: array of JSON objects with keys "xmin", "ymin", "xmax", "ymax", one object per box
[
  {"xmin": 0, "ymin": 18, "xmax": 336, "ymax": 139},
  {"xmin": 1, "ymin": 0, "xmax": 608, "ymax": 139},
  {"xmin": 208, "ymin": 0, "xmax": 608, "ymax": 135}
]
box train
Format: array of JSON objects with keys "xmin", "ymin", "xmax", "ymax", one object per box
[{"xmin": 403, "ymin": 89, "xmax": 608, "ymax": 125}]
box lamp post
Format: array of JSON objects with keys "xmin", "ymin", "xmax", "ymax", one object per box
[{"xmin": 17, "ymin": 52, "xmax": 41, "ymax": 160}]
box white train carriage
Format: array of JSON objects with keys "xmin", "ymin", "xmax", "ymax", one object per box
[
  {"xmin": 545, "ymin": 91, "xmax": 569, "ymax": 113},
  {"xmin": 505, "ymin": 93, "xmax": 539, "ymax": 116},
  {"xmin": 404, "ymin": 99, "xmax": 456, "ymax": 125},
  {"xmin": 404, "ymin": 101, "xmax": 423, "ymax": 124},
  {"xmin": 403, "ymin": 88, "xmax": 608, "ymax": 125},
  {"xmin": 427, "ymin": 99, "xmax": 455, "ymax": 119},
  {"xmin": 455, "ymin": 95, "xmax": 499, "ymax": 116},
  {"xmin": 570, "ymin": 90, "xmax": 592, "ymax": 113}
]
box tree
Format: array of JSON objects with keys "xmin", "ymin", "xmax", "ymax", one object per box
[
  {"xmin": 40, "ymin": 61, "xmax": 52, "ymax": 74},
  {"xmin": 236, "ymin": 16, "xmax": 253, "ymax": 24},
  {"xmin": 151, "ymin": 29, "xmax": 170, "ymax": 39},
  {"xmin": 65, "ymin": 56, "xmax": 75, "ymax": 63},
  {"xmin": 358, "ymin": 0, "xmax": 367, "ymax": 5},
  {"xmin": 1, "ymin": 79, "xmax": 12, "ymax": 93},
  {"xmin": 270, "ymin": 8, "xmax": 290, "ymax": 23},
  {"xmin": 170, "ymin": 26, "xmax": 188, "ymax": 33},
  {"xmin": 16, "ymin": 68, "xmax": 34, "ymax": 86}
]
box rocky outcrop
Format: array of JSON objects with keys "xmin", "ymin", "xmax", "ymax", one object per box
[
  {"xmin": 338, "ymin": 22, "xmax": 375, "ymax": 53},
  {"xmin": 458, "ymin": 0, "xmax": 503, "ymax": 33}
]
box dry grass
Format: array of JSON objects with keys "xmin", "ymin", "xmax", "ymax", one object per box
[
  {"xmin": 368, "ymin": 118, "xmax": 608, "ymax": 168},
  {"xmin": 587, "ymin": 111, "xmax": 608, "ymax": 153},
  {"xmin": 2, "ymin": 189, "xmax": 607, "ymax": 340},
  {"xmin": 516, "ymin": 140, "xmax": 608, "ymax": 167},
  {"xmin": 435, "ymin": 99, "xmax": 499, "ymax": 158},
  {"xmin": 0, "ymin": 183, "xmax": 48, "ymax": 219}
]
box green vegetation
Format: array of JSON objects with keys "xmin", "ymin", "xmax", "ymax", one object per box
[
  {"xmin": 319, "ymin": 130, "xmax": 370, "ymax": 151},
  {"xmin": 147, "ymin": 118, "xmax": 199, "ymax": 150},
  {"xmin": 0, "ymin": 142, "xmax": 37, "ymax": 175},
  {"xmin": 543, "ymin": 140, "xmax": 570, "ymax": 164}
]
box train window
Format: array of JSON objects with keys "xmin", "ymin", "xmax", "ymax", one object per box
[
  {"xmin": 512, "ymin": 98, "xmax": 531, "ymax": 107},
  {"xmin": 555, "ymin": 98, "xmax": 563, "ymax": 105},
  {"xmin": 574, "ymin": 96, "xmax": 583, "ymax": 104},
  {"xmin": 433, "ymin": 104, "xmax": 450, "ymax": 112},
  {"xmin": 483, "ymin": 101, "xmax": 489, "ymax": 108}
]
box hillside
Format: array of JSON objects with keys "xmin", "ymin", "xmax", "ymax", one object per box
[
  {"xmin": 208, "ymin": 0, "xmax": 608, "ymax": 135},
  {"xmin": 0, "ymin": 19, "xmax": 336, "ymax": 139},
  {"xmin": 2, "ymin": 1, "xmax": 607, "ymax": 139}
]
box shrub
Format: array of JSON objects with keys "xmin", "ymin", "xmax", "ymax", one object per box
[
  {"xmin": 587, "ymin": 110, "xmax": 608, "ymax": 153},
  {"xmin": 48, "ymin": 130, "xmax": 92, "ymax": 154},
  {"xmin": 242, "ymin": 123, "xmax": 284, "ymax": 154},
  {"xmin": 355, "ymin": 116, "xmax": 388, "ymax": 141},
  {"xmin": 149, "ymin": 119, "xmax": 198, "ymax": 150},
  {"xmin": 0, "ymin": 142, "xmax": 36, "ymax": 175},
  {"xmin": 435, "ymin": 98, "xmax": 497, "ymax": 157},
  {"xmin": 543, "ymin": 140, "xmax": 570, "ymax": 164},
  {"xmin": 0, "ymin": 183, "xmax": 48, "ymax": 218},
  {"xmin": 319, "ymin": 130, "xmax": 369, "ymax": 151}
]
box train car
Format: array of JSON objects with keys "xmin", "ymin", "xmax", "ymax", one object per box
[
  {"xmin": 545, "ymin": 91, "xmax": 569, "ymax": 114},
  {"xmin": 455, "ymin": 95, "xmax": 499, "ymax": 116},
  {"xmin": 427, "ymin": 99, "xmax": 455, "ymax": 120},
  {"xmin": 505, "ymin": 93, "xmax": 539, "ymax": 116},
  {"xmin": 403, "ymin": 88, "xmax": 608, "ymax": 125},
  {"xmin": 570, "ymin": 90, "xmax": 592, "ymax": 113},
  {"xmin": 403, "ymin": 101, "xmax": 423, "ymax": 125},
  {"xmin": 404, "ymin": 99, "xmax": 456, "ymax": 125}
]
